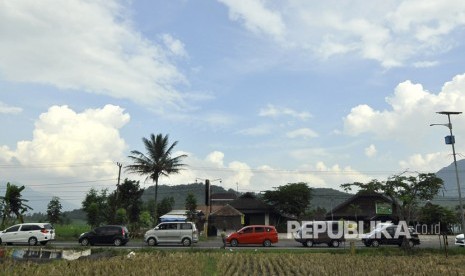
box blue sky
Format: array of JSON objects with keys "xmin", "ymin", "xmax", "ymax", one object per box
[{"xmin": 2, "ymin": 0, "xmax": 465, "ymax": 209}]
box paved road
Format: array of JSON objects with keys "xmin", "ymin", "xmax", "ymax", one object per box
[{"xmin": 43, "ymin": 235, "xmax": 458, "ymax": 250}]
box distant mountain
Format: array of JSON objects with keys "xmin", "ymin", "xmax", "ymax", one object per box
[
  {"xmin": 0, "ymin": 183, "xmax": 80, "ymax": 214},
  {"xmin": 142, "ymin": 183, "xmax": 235, "ymax": 209},
  {"xmin": 142, "ymin": 183, "xmax": 352, "ymax": 211},
  {"xmin": 435, "ymin": 159, "xmax": 465, "ymax": 197}
]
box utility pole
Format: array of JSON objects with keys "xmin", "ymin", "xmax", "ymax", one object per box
[
  {"xmin": 117, "ymin": 162, "xmax": 122, "ymax": 186},
  {"xmin": 431, "ymin": 111, "xmax": 465, "ymax": 237},
  {"xmin": 116, "ymin": 162, "xmax": 122, "ymax": 201}
]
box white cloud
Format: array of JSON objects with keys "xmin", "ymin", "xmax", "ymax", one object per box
[
  {"xmin": 167, "ymin": 150, "xmax": 372, "ymax": 194},
  {"xmin": 206, "ymin": 151, "xmax": 225, "ymax": 167},
  {"xmin": 364, "ymin": 144, "xmax": 377, "ymax": 157},
  {"xmin": 0, "ymin": 101, "xmax": 22, "ymax": 114},
  {"xmin": 413, "ymin": 61, "xmax": 439, "ymax": 68},
  {"xmin": 0, "ymin": 104, "xmax": 130, "ymax": 206},
  {"xmin": 237, "ymin": 124, "xmax": 273, "ymax": 136},
  {"xmin": 3, "ymin": 104, "xmax": 129, "ymax": 177},
  {"xmin": 0, "ymin": 0, "xmax": 186, "ymax": 110},
  {"xmin": 399, "ymin": 152, "xmax": 445, "ymax": 172},
  {"xmin": 219, "ymin": 0, "xmax": 465, "ymax": 67},
  {"xmin": 286, "ymin": 128, "xmax": 318, "ymax": 139},
  {"xmin": 161, "ymin": 34, "xmax": 188, "ymax": 58},
  {"xmin": 166, "ymin": 151, "xmax": 254, "ymax": 188},
  {"xmin": 259, "ymin": 104, "xmax": 311, "ymax": 120},
  {"xmin": 343, "ymin": 74, "xmax": 465, "ymax": 139},
  {"xmin": 218, "ymin": 0, "xmax": 286, "ymax": 41}
]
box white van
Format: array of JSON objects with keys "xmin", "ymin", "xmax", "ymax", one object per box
[{"xmin": 144, "ymin": 222, "xmax": 198, "ymax": 246}]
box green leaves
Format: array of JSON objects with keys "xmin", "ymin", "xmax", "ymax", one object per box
[
  {"xmin": 262, "ymin": 182, "xmax": 312, "ymax": 219},
  {"xmin": 340, "ymin": 172, "xmax": 444, "ymax": 224}
]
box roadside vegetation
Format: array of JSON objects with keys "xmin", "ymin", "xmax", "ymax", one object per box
[{"xmin": 1, "ymin": 248, "xmax": 465, "ymax": 275}]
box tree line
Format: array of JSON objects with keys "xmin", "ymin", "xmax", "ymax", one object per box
[{"xmin": 2, "ymin": 132, "xmax": 463, "ymax": 237}]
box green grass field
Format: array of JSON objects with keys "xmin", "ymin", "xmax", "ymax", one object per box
[
  {"xmin": 1, "ymin": 248, "xmax": 465, "ymax": 275},
  {"xmin": 53, "ymin": 224, "xmax": 91, "ymax": 240}
]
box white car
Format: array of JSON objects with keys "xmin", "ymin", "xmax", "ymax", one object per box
[
  {"xmin": 0, "ymin": 223, "xmax": 55, "ymax": 246},
  {"xmin": 455, "ymin": 234, "xmax": 464, "ymax": 246}
]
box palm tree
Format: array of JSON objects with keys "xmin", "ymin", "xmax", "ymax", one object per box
[{"xmin": 126, "ymin": 133, "xmax": 187, "ymax": 223}]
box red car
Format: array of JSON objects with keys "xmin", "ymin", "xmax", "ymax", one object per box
[{"xmin": 226, "ymin": 225, "xmax": 278, "ymax": 247}]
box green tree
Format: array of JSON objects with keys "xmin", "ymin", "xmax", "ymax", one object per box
[
  {"xmin": 262, "ymin": 182, "xmax": 313, "ymax": 219},
  {"xmin": 139, "ymin": 211, "xmax": 152, "ymax": 228},
  {"xmin": 157, "ymin": 196, "xmax": 175, "ymax": 219},
  {"xmin": 115, "ymin": 208, "xmax": 128, "ymax": 225},
  {"xmin": 185, "ymin": 193, "xmax": 197, "ymax": 221},
  {"xmin": 115, "ymin": 179, "xmax": 144, "ymax": 224},
  {"xmin": 126, "ymin": 133, "xmax": 187, "ymax": 223},
  {"xmin": 341, "ymin": 172, "xmax": 443, "ymax": 225},
  {"xmin": 420, "ymin": 202, "xmax": 457, "ymax": 233},
  {"xmin": 82, "ymin": 188, "xmax": 108, "ymax": 227},
  {"xmin": 1, "ymin": 182, "xmax": 32, "ymax": 227},
  {"xmin": 86, "ymin": 203, "xmax": 100, "ymax": 228},
  {"xmin": 47, "ymin": 196, "xmax": 62, "ymax": 224}
]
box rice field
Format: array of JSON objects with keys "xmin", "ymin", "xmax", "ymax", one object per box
[{"xmin": 1, "ymin": 250, "xmax": 465, "ymax": 275}]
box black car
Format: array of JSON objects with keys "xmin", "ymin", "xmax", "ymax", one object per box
[
  {"xmin": 78, "ymin": 225, "xmax": 129, "ymax": 246},
  {"xmin": 362, "ymin": 225, "xmax": 420, "ymax": 247}
]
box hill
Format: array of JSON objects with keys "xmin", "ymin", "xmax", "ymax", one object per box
[
  {"xmin": 435, "ymin": 159, "xmax": 465, "ymax": 197},
  {"xmin": 142, "ymin": 183, "xmax": 352, "ymax": 211}
]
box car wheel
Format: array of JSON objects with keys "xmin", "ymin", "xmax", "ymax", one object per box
[
  {"xmin": 263, "ymin": 239, "xmax": 272, "ymax": 247},
  {"xmin": 182, "ymin": 238, "xmax": 192, "ymax": 247},
  {"xmin": 305, "ymin": 240, "xmax": 314, "ymax": 247},
  {"xmin": 40, "ymin": 241, "xmax": 48, "ymax": 246},
  {"xmin": 28, "ymin": 237, "xmax": 38, "ymax": 246},
  {"xmin": 230, "ymin": 239, "xmax": 238, "ymax": 247},
  {"xmin": 330, "ymin": 240, "xmax": 340, "ymax": 248},
  {"xmin": 147, "ymin": 238, "xmax": 157, "ymax": 246},
  {"xmin": 114, "ymin": 238, "xmax": 123, "ymax": 246},
  {"xmin": 80, "ymin": 238, "xmax": 90, "ymax": 246},
  {"xmin": 371, "ymin": 240, "xmax": 380, "ymax": 247}
]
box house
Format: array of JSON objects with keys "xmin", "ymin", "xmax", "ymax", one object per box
[
  {"xmin": 211, "ymin": 192, "xmax": 237, "ymax": 206},
  {"xmin": 206, "ymin": 192, "xmax": 293, "ymax": 235},
  {"xmin": 326, "ymin": 191, "xmax": 398, "ymax": 224},
  {"xmin": 208, "ymin": 204, "xmax": 243, "ymax": 233}
]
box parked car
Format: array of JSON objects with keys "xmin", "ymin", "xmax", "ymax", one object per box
[
  {"xmin": 362, "ymin": 224, "xmax": 420, "ymax": 247},
  {"xmin": 0, "ymin": 223, "xmax": 55, "ymax": 246},
  {"xmin": 293, "ymin": 221, "xmax": 346, "ymax": 247},
  {"xmin": 455, "ymin": 234, "xmax": 464, "ymax": 246},
  {"xmin": 79, "ymin": 225, "xmax": 129, "ymax": 246},
  {"xmin": 144, "ymin": 221, "xmax": 198, "ymax": 246},
  {"xmin": 226, "ymin": 225, "xmax": 278, "ymax": 247}
]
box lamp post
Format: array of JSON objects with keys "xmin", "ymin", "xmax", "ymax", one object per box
[{"xmin": 430, "ymin": 111, "xmax": 465, "ymax": 236}]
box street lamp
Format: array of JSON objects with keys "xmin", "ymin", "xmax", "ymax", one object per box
[{"xmin": 430, "ymin": 111, "xmax": 465, "ymax": 236}]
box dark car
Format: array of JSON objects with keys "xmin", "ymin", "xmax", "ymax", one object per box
[
  {"xmin": 362, "ymin": 225, "xmax": 420, "ymax": 247},
  {"xmin": 293, "ymin": 221, "xmax": 346, "ymax": 248},
  {"xmin": 79, "ymin": 225, "xmax": 129, "ymax": 246}
]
